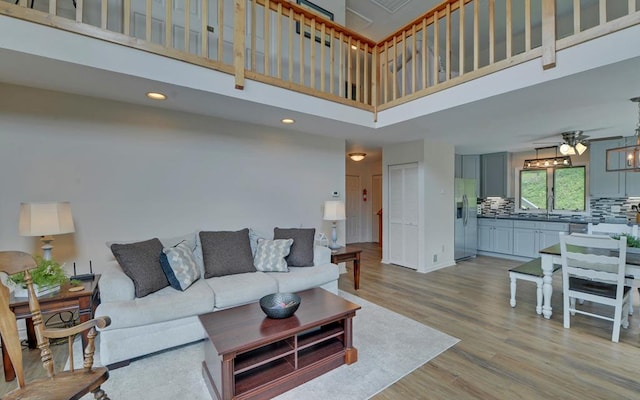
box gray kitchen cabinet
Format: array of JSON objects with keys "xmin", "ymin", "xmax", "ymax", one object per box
[
  {"xmin": 481, "ymin": 152, "xmax": 510, "ymax": 198},
  {"xmin": 462, "ymin": 155, "xmax": 480, "ymax": 197},
  {"xmin": 590, "ymin": 138, "xmax": 626, "ymax": 197},
  {"xmin": 478, "ymin": 219, "xmax": 513, "ymax": 254},
  {"xmin": 512, "ymin": 221, "xmax": 567, "ymax": 258},
  {"xmin": 455, "ymin": 154, "xmax": 462, "ymax": 179}
]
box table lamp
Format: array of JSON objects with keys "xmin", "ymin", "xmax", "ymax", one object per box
[
  {"xmin": 323, "ymin": 200, "xmax": 346, "ymax": 250},
  {"xmin": 19, "ymin": 202, "xmax": 75, "ymax": 260}
]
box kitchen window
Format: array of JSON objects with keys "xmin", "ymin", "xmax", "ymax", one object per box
[{"xmin": 518, "ymin": 166, "xmax": 586, "ymax": 212}]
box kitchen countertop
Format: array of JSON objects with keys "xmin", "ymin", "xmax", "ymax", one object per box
[{"xmin": 477, "ymin": 215, "xmax": 633, "ymax": 224}]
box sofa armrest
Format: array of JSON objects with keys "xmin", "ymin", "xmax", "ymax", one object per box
[
  {"xmin": 99, "ymin": 261, "xmax": 135, "ymax": 303},
  {"xmin": 314, "ymin": 245, "xmax": 332, "ymax": 266}
]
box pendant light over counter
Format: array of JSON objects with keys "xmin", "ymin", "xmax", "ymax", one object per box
[{"xmin": 606, "ymin": 97, "xmax": 640, "ymax": 172}]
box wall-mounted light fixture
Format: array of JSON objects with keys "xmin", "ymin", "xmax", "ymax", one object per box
[{"xmin": 606, "ymin": 97, "xmax": 640, "ymax": 172}]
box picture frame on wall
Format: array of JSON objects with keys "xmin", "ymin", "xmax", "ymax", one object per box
[{"xmin": 296, "ymin": 0, "xmax": 334, "ymax": 47}]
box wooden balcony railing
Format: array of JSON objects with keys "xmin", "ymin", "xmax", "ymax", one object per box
[{"xmin": 1, "ymin": 0, "xmax": 639, "ymax": 116}]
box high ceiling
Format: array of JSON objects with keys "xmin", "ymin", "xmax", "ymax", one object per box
[{"xmin": 1, "ymin": 2, "xmax": 639, "ymax": 159}]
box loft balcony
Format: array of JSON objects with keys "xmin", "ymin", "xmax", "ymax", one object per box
[{"xmin": 1, "ymin": 0, "xmax": 640, "ymax": 149}]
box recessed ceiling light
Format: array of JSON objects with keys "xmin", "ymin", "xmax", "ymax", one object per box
[
  {"xmin": 146, "ymin": 92, "xmax": 167, "ymax": 100},
  {"xmin": 281, "ymin": 118, "xmax": 295, "ymax": 124}
]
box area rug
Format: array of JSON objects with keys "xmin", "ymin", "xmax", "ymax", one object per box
[{"xmin": 75, "ymin": 291, "xmax": 458, "ymax": 399}]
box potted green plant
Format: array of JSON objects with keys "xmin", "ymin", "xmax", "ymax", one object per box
[{"xmin": 10, "ymin": 257, "xmax": 70, "ymax": 298}]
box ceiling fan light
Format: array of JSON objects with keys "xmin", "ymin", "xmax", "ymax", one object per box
[
  {"xmin": 566, "ymin": 146, "xmax": 576, "ymax": 155},
  {"xmin": 559, "ymin": 143, "xmax": 571, "ymax": 155},
  {"xmin": 575, "ymin": 142, "xmax": 587, "ymax": 155}
]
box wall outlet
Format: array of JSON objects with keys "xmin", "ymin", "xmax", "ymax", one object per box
[{"xmin": 611, "ymin": 205, "xmax": 621, "ymax": 213}]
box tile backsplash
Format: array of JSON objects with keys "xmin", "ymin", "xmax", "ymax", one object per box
[{"xmin": 478, "ymin": 196, "xmax": 640, "ymax": 222}]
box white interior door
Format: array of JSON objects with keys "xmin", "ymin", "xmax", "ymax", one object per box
[
  {"xmin": 388, "ymin": 163, "xmax": 419, "ymax": 269},
  {"xmin": 372, "ymin": 174, "xmax": 382, "ymax": 243},
  {"xmin": 346, "ymin": 175, "xmax": 361, "ymax": 244}
]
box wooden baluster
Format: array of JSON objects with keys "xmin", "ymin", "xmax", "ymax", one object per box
[
  {"xmin": 218, "ymin": 0, "xmax": 224, "ymax": 62},
  {"xmin": 277, "ymin": 3, "xmax": 282, "ymax": 79},
  {"xmin": 233, "ymin": 0, "xmax": 246, "ymax": 89},
  {"xmin": 166, "ymin": 0, "xmax": 172, "ymax": 48},
  {"xmin": 473, "ymin": 0, "xmax": 479, "ymax": 70},
  {"xmin": 320, "ymin": 22, "xmax": 326, "ymax": 92},
  {"xmin": 364, "ymin": 42, "xmax": 369, "ymax": 104},
  {"xmin": 459, "ymin": 0, "xmax": 465, "ymax": 76},
  {"xmin": 251, "ymin": 0, "xmax": 256, "ymax": 70},
  {"xmin": 310, "ymin": 18, "xmax": 315, "ymax": 88},
  {"xmin": 445, "ymin": 3, "xmax": 451, "ymax": 80},
  {"xmin": 201, "ymin": 0, "xmax": 208, "ymax": 57},
  {"xmin": 355, "ymin": 39, "xmax": 361, "ymax": 101},
  {"xmin": 525, "ymin": 0, "xmax": 531, "ymax": 51},
  {"xmin": 299, "ymin": 13, "xmax": 305, "ymax": 85},
  {"xmin": 185, "ymin": 0, "xmax": 191, "ymax": 52},
  {"xmin": 289, "ymin": 8, "xmax": 294, "ymax": 83},
  {"xmin": 338, "ymin": 31, "xmax": 343, "ymax": 97},
  {"xmin": 49, "ymin": 0, "xmax": 57, "ymax": 16},
  {"xmin": 599, "ymin": 0, "xmax": 606, "ymax": 24},
  {"xmin": 392, "ymin": 36, "xmax": 397, "ymax": 100},
  {"xmin": 123, "ymin": 0, "xmax": 130, "ymax": 36},
  {"xmin": 411, "ymin": 26, "xmax": 416, "ymax": 94},
  {"xmin": 24, "ymin": 270, "xmax": 54, "ymax": 378},
  {"xmin": 145, "ymin": 0, "xmax": 151, "ymax": 41},
  {"xmin": 400, "ymin": 31, "xmax": 406, "ymax": 97},
  {"xmin": 422, "ymin": 17, "xmax": 427, "ymax": 89},
  {"xmin": 383, "ymin": 41, "xmax": 389, "ymax": 103},
  {"xmin": 372, "ymin": 46, "xmax": 377, "ymax": 111},
  {"xmin": 573, "ymin": 0, "xmax": 580, "ymax": 34},
  {"xmin": 489, "ymin": 0, "xmax": 494, "ymax": 64},
  {"xmin": 631, "ymin": 0, "xmax": 637, "ymax": 13},
  {"xmin": 264, "ymin": 0, "xmax": 270, "ymax": 76},
  {"xmin": 347, "ymin": 36, "xmax": 353, "ymax": 100},
  {"xmin": 506, "ymin": 0, "xmax": 512, "ymax": 58},
  {"xmin": 541, "ymin": 0, "xmax": 556, "ymax": 69},
  {"xmin": 101, "ymin": 0, "xmax": 108, "ymax": 29},
  {"xmin": 434, "ymin": 10, "xmax": 439, "ymax": 84}
]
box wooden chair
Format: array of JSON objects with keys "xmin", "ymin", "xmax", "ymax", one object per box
[
  {"xmin": 559, "ymin": 233, "xmax": 632, "ymax": 342},
  {"xmin": 0, "ymin": 251, "xmax": 111, "ymax": 399}
]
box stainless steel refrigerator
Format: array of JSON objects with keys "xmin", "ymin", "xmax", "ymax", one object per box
[{"xmin": 454, "ymin": 178, "xmax": 478, "ymax": 261}]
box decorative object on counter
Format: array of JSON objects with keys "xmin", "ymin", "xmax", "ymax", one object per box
[
  {"xmin": 632, "ymin": 203, "xmax": 640, "ymax": 223},
  {"xmin": 9, "ymin": 256, "xmax": 72, "ymax": 298},
  {"xmin": 323, "ymin": 200, "xmax": 346, "ymax": 249},
  {"xmin": 606, "ymin": 97, "xmax": 640, "ymax": 172},
  {"xmin": 259, "ymin": 292, "xmax": 301, "ymax": 319},
  {"xmin": 18, "ymin": 201, "xmax": 75, "ymax": 261},
  {"xmin": 523, "ymin": 146, "xmax": 571, "ymax": 169}
]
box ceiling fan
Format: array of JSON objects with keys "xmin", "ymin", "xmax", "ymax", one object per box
[{"xmin": 534, "ymin": 130, "xmax": 622, "ymax": 156}]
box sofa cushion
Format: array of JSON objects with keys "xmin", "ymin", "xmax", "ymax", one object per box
[
  {"xmin": 96, "ymin": 279, "xmax": 214, "ymax": 330},
  {"xmin": 110, "ymin": 238, "xmax": 168, "ymax": 298},
  {"xmin": 273, "ymin": 227, "xmax": 315, "ymax": 267},
  {"xmin": 160, "ymin": 242, "xmax": 201, "ymax": 291},
  {"xmin": 206, "ymin": 272, "xmax": 278, "ymax": 309},
  {"xmin": 160, "ymin": 232, "xmax": 204, "ymax": 277},
  {"xmin": 268, "ymin": 264, "xmax": 339, "ymax": 293},
  {"xmin": 254, "ymin": 238, "xmax": 293, "ymax": 272},
  {"xmin": 200, "ymin": 229, "xmax": 255, "ymax": 278}
]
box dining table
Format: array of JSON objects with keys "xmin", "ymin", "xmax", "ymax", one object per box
[{"xmin": 539, "ymin": 243, "xmax": 640, "ymax": 319}]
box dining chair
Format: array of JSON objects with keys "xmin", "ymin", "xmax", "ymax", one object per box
[
  {"xmin": 0, "ymin": 251, "xmax": 111, "ymax": 399},
  {"xmin": 559, "ymin": 233, "xmax": 631, "ymax": 342},
  {"xmin": 587, "ymin": 222, "xmax": 640, "ymax": 314}
]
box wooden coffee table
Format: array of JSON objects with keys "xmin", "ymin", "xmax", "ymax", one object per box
[{"xmin": 199, "ymin": 288, "xmax": 361, "ymax": 400}]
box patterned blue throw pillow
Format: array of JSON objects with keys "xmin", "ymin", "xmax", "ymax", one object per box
[
  {"xmin": 160, "ymin": 241, "xmax": 201, "ymax": 291},
  {"xmin": 253, "ymin": 238, "xmax": 294, "ymax": 272}
]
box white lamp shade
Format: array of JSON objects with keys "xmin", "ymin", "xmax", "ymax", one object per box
[
  {"xmin": 19, "ymin": 202, "xmax": 75, "ymax": 236},
  {"xmin": 323, "ymin": 201, "xmax": 346, "ymax": 221}
]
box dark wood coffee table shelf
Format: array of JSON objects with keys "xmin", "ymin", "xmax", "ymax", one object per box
[{"xmin": 199, "ymin": 288, "xmax": 360, "ymax": 400}]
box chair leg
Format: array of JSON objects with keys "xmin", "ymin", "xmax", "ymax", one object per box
[
  {"xmin": 509, "ymin": 275, "xmax": 516, "ymax": 308},
  {"xmin": 569, "ymin": 297, "xmax": 577, "ymax": 316},
  {"xmin": 612, "ymin": 307, "xmax": 622, "ymax": 343},
  {"xmin": 535, "ymin": 279, "xmax": 543, "ymax": 315},
  {"xmin": 93, "ymin": 388, "xmax": 110, "ymax": 400},
  {"xmin": 564, "ymin": 292, "xmax": 571, "ymax": 329}
]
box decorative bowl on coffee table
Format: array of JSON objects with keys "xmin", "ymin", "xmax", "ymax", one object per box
[{"xmin": 260, "ymin": 292, "xmax": 301, "ymax": 319}]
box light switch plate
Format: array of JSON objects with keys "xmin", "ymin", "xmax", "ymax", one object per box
[{"xmin": 611, "ymin": 205, "xmax": 621, "ymax": 213}]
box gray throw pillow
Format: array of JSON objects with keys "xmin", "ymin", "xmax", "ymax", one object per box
[
  {"xmin": 110, "ymin": 238, "xmax": 168, "ymax": 298},
  {"xmin": 273, "ymin": 227, "xmax": 315, "ymax": 267},
  {"xmin": 200, "ymin": 229, "xmax": 255, "ymax": 278}
]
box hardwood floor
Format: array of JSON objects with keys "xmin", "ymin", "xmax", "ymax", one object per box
[
  {"xmin": 340, "ymin": 243, "xmax": 640, "ymax": 400},
  {"xmin": 3, "ymin": 243, "xmax": 640, "ymax": 398}
]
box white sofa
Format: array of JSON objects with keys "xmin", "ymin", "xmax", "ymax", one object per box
[{"xmin": 95, "ymin": 231, "xmax": 339, "ymax": 367}]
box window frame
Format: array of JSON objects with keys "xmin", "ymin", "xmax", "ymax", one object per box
[{"xmin": 515, "ymin": 163, "xmax": 589, "ymax": 216}]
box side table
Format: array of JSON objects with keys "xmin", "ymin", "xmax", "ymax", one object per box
[
  {"xmin": 2, "ymin": 275, "xmax": 101, "ymax": 382},
  {"xmin": 330, "ymin": 246, "xmax": 363, "ymax": 290}
]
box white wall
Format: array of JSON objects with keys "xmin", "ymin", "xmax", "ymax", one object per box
[
  {"xmin": 0, "ymin": 83, "xmax": 345, "ymax": 272},
  {"xmin": 382, "ymin": 139, "xmax": 455, "ymax": 273}
]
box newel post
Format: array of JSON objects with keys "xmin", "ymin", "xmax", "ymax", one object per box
[
  {"xmin": 541, "ymin": 0, "xmax": 556, "ymax": 69},
  {"xmin": 233, "ymin": 0, "xmax": 246, "ymax": 90}
]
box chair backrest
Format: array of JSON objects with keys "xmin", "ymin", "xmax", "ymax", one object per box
[
  {"xmin": 587, "ymin": 222, "xmax": 638, "ymax": 237},
  {"xmin": 560, "ymin": 233, "xmax": 627, "ymax": 289},
  {"xmin": 0, "ymin": 251, "xmax": 48, "ymax": 389}
]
